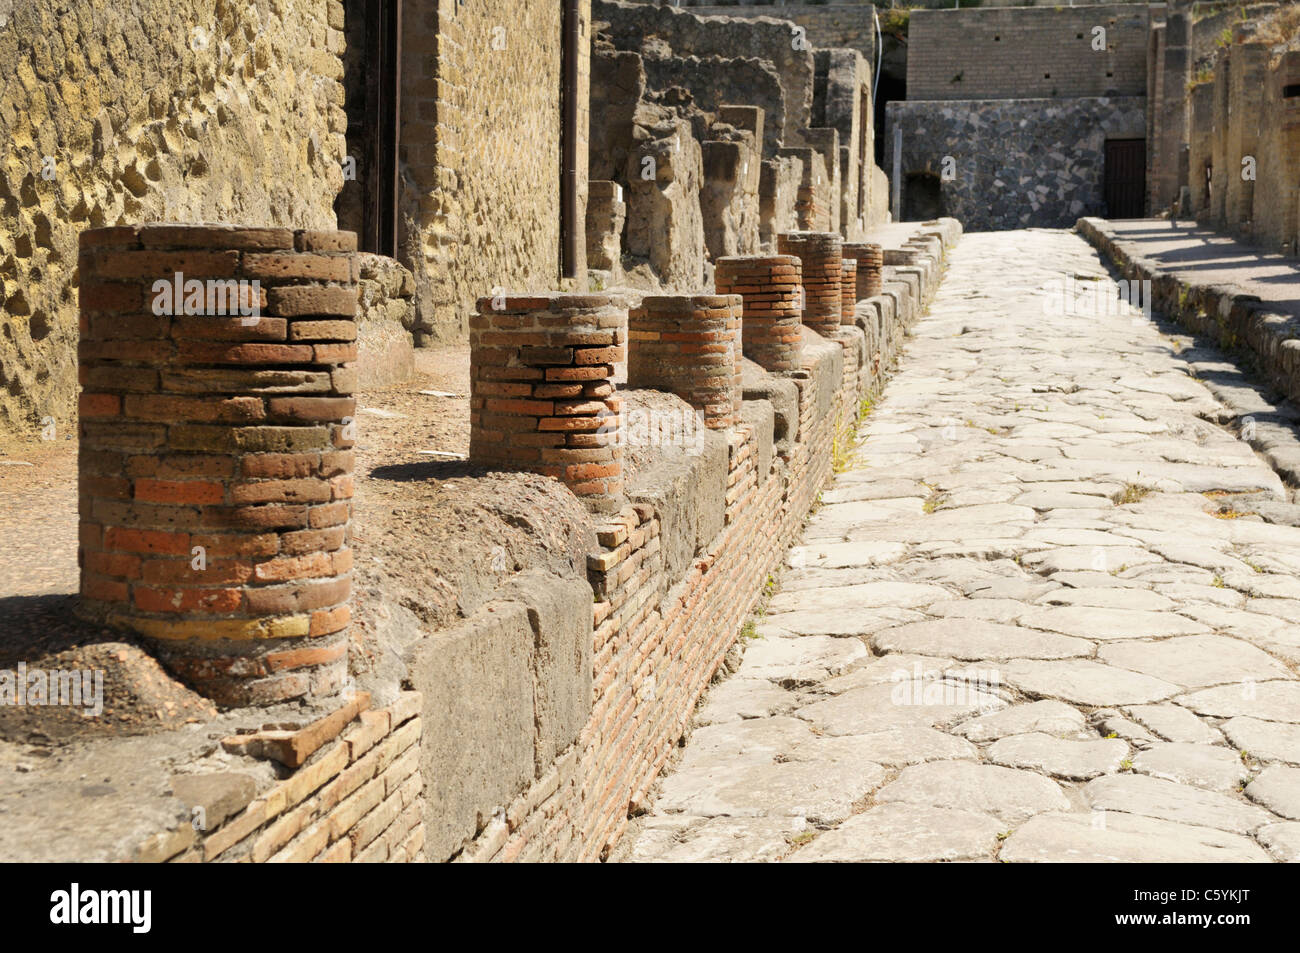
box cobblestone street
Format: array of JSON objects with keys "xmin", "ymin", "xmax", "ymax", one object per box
[{"xmin": 624, "ymin": 229, "xmax": 1300, "ymax": 863}]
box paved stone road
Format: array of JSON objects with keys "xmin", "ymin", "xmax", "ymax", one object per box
[{"xmin": 623, "ymin": 229, "xmax": 1300, "ymax": 863}]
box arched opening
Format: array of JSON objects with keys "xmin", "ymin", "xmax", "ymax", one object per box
[{"xmin": 903, "ymin": 172, "xmax": 943, "ymax": 221}]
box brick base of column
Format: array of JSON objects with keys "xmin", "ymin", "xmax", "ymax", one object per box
[
  {"xmin": 77, "ymin": 223, "xmax": 359, "ymax": 708},
  {"xmin": 714, "ymin": 255, "xmax": 803, "ymax": 374},
  {"xmin": 628, "ymin": 295, "xmax": 743, "ymax": 430},
  {"xmin": 470, "ymin": 293, "xmax": 628, "ymax": 513},
  {"xmin": 777, "ymin": 231, "xmax": 842, "ymax": 336},
  {"xmin": 843, "ymin": 242, "xmax": 884, "ymax": 300}
]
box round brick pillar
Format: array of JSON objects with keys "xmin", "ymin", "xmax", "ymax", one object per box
[
  {"xmin": 776, "ymin": 231, "xmax": 842, "ymax": 336},
  {"xmin": 715, "ymin": 255, "xmax": 803, "ymax": 374},
  {"xmin": 627, "ymin": 294, "xmax": 743, "ymax": 430},
  {"xmin": 843, "ymin": 242, "xmax": 884, "ymax": 300},
  {"xmin": 469, "ymin": 293, "xmax": 627, "ymax": 513},
  {"xmin": 840, "ymin": 258, "xmax": 858, "ymax": 326},
  {"xmin": 77, "ymin": 223, "xmax": 359, "ymax": 708}
]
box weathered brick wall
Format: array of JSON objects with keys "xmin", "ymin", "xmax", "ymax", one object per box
[
  {"xmin": 435, "ymin": 218, "xmax": 962, "ymax": 862},
  {"xmin": 0, "ymin": 0, "xmax": 345, "ymax": 435},
  {"xmin": 134, "ymin": 691, "xmax": 425, "ymax": 863},
  {"xmin": 907, "ymin": 6, "xmax": 1150, "ymax": 101},
  {"xmin": 401, "ymin": 0, "xmax": 590, "ymax": 344},
  {"xmin": 76, "ymin": 224, "xmax": 358, "ymax": 707}
]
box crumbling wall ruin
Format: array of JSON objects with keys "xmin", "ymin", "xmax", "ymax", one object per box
[
  {"xmin": 589, "ymin": 0, "xmax": 889, "ymax": 289},
  {"xmin": 0, "ymin": 0, "xmax": 346, "ymax": 435},
  {"xmin": 1183, "ymin": 6, "xmax": 1300, "ymax": 255}
]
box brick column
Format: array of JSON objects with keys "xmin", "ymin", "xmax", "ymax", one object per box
[
  {"xmin": 840, "ymin": 258, "xmax": 858, "ymax": 325},
  {"xmin": 843, "ymin": 242, "xmax": 883, "ymax": 299},
  {"xmin": 77, "ymin": 224, "xmax": 358, "ymax": 707},
  {"xmin": 628, "ymin": 294, "xmax": 742, "ymax": 430},
  {"xmin": 470, "ymin": 293, "xmax": 627, "ymax": 512},
  {"xmin": 715, "ymin": 255, "xmax": 803, "ymax": 374},
  {"xmin": 776, "ymin": 231, "xmax": 841, "ymax": 336}
]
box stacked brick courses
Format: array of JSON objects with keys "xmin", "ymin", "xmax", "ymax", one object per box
[
  {"xmin": 840, "ymin": 258, "xmax": 858, "ymax": 326},
  {"xmin": 469, "ymin": 293, "xmax": 629, "ymax": 512},
  {"xmin": 627, "ymin": 295, "xmax": 743, "ymax": 430},
  {"xmin": 714, "ymin": 255, "xmax": 803, "ymax": 374},
  {"xmin": 842, "ymin": 242, "xmax": 883, "ymax": 300},
  {"xmin": 76, "ymin": 224, "xmax": 359, "ymax": 708},
  {"xmin": 777, "ymin": 231, "xmax": 843, "ymax": 336}
]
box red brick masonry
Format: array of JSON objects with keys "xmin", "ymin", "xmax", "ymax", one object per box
[
  {"xmin": 628, "ymin": 294, "xmax": 743, "ymax": 430},
  {"xmin": 76, "ymin": 223, "xmax": 358, "ymax": 707},
  {"xmin": 843, "ymin": 241, "xmax": 884, "ymax": 300},
  {"xmin": 469, "ymin": 293, "xmax": 629, "ymax": 512},
  {"xmin": 777, "ymin": 231, "xmax": 843, "ymax": 336},
  {"xmin": 714, "ymin": 254, "xmax": 804, "ymax": 374}
]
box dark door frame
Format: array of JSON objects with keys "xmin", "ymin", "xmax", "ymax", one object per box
[{"xmin": 359, "ymin": 0, "xmax": 401, "ymax": 257}]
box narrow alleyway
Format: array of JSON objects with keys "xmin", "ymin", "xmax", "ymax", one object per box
[{"xmin": 622, "ymin": 229, "xmax": 1300, "ymax": 863}]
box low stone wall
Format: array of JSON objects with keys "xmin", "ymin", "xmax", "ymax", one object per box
[
  {"xmin": 429, "ymin": 218, "xmax": 961, "ymax": 862},
  {"xmin": 70, "ymin": 216, "xmax": 962, "ymax": 864}
]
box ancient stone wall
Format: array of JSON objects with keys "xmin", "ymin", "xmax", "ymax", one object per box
[
  {"xmin": 595, "ymin": 0, "xmax": 816, "ymax": 152},
  {"xmin": 887, "ymin": 96, "xmax": 1147, "ymax": 231},
  {"xmin": 399, "ymin": 0, "xmax": 589, "ymax": 344},
  {"xmin": 907, "ymin": 5, "xmax": 1150, "ymax": 102},
  {"xmin": 0, "ymin": 0, "xmax": 346, "ymax": 435},
  {"xmin": 1185, "ymin": 10, "xmax": 1300, "ymax": 255},
  {"xmin": 431, "ymin": 220, "xmax": 962, "ymax": 861}
]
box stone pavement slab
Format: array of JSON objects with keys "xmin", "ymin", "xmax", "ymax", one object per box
[{"xmin": 623, "ymin": 230, "xmax": 1299, "ymax": 863}]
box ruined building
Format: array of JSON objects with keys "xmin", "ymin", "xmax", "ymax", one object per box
[{"xmin": 0, "ymin": 0, "xmax": 963, "ymax": 863}]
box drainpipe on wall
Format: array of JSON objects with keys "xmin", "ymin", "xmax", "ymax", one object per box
[{"xmin": 561, "ymin": 0, "xmax": 582, "ymax": 279}]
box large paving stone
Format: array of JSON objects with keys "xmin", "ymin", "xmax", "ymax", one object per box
[
  {"xmin": 767, "ymin": 581, "xmax": 951, "ymax": 615},
  {"xmin": 1033, "ymin": 587, "xmax": 1175, "ymax": 611},
  {"xmin": 1257, "ymin": 822, "xmax": 1300, "ymax": 862},
  {"xmin": 1083, "ymin": 774, "xmax": 1271, "ymax": 834},
  {"xmin": 1126, "ymin": 704, "xmax": 1221, "ymax": 745},
  {"xmin": 987, "ymin": 732, "xmax": 1128, "ymax": 780},
  {"xmin": 1131, "ymin": 743, "xmax": 1247, "ymax": 792},
  {"xmin": 952, "ymin": 700, "xmax": 1088, "ymax": 742},
  {"xmin": 1220, "ymin": 716, "xmax": 1300, "ymax": 765},
  {"xmin": 796, "ymin": 681, "xmax": 1005, "ymax": 735},
  {"xmin": 1097, "ymin": 635, "xmax": 1292, "ymax": 690},
  {"xmin": 821, "ymin": 653, "xmax": 954, "ymax": 694},
  {"xmin": 1176, "ymin": 680, "xmax": 1300, "ymax": 723},
  {"xmin": 762, "ymin": 606, "xmax": 927, "ymax": 637},
  {"xmin": 871, "ymin": 619, "xmax": 1093, "ymax": 661},
  {"xmin": 1000, "ymin": 811, "xmax": 1270, "ymax": 863},
  {"xmin": 792, "ymin": 804, "xmax": 1004, "ymax": 863},
  {"xmin": 626, "ymin": 815, "xmax": 805, "ymax": 863},
  {"xmin": 654, "ymin": 757, "xmax": 887, "ymax": 827},
  {"xmin": 1017, "ymin": 606, "xmax": 1209, "ymax": 640},
  {"xmin": 875, "ymin": 761, "xmax": 1070, "ymax": 823},
  {"xmin": 805, "ymin": 727, "xmax": 977, "ymax": 766},
  {"xmin": 786, "ymin": 540, "xmax": 909, "ymax": 569},
  {"xmin": 694, "ymin": 678, "xmax": 800, "ymax": 727},
  {"xmin": 1020, "ymin": 547, "xmax": 1163, "ymax": 574},
  {"xmin": 1000, "ymin": 660, "xmax": 1180, "ymax": 706},
  {"xmin": 737, "ymin": 635, "xmax": 868, "ymax": 687},
  {"xmin": 1245, "ymin": 765, "xmax": 1300, "ymax": 820},
  {"xmin": 680, "ymin": 716, "xmax": 813, "ymax": 765}
]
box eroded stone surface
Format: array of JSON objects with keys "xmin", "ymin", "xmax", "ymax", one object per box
[{"xmin": 623, "ymin": 230, "xmax": 1297, "ymax": 864}]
